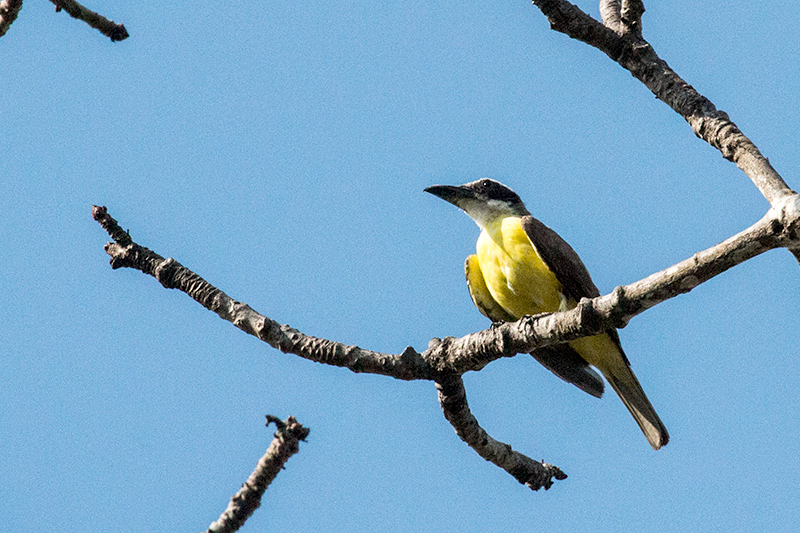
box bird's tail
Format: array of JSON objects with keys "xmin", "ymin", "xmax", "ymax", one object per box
[
  {"xmin": 570, "ymin": 333, "xmax": 669, "ymax": 450},
  {"xmin": 604, "ymin": 362, "xmax": 669, "ymax": 450}
]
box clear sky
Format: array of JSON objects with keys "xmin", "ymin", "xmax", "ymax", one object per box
[{"xmin": 3, "ymin": 1, "xmax": 799, "ymax": 531}]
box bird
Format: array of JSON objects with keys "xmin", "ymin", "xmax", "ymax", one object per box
[{"xmin": 425, "ymin": 178, "xmax": 669, "ymax": 450}]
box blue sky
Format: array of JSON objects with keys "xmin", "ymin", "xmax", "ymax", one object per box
[{"xmin": 3, "ymin": 1, "xmax": 799, "ymax": 531}]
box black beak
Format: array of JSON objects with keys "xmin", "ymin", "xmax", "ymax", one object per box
[{"xmin": 424, "ymin": 184, "xmax": 476, "ymax": 207}]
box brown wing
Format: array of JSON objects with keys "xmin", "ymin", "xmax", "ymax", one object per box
[
  {"xmin": 520, "ymin": 216, "xmax": 600, "ymax": 302},
  {"xmin": 521, "ymin": 218, "xmax": 668, "ymax": 446},
  {"xmin": 520, "ymin": 215, "xmax": 674, "ymax": 417},
  {"xmin": 520, "ymin": 215, "xmax": 627, "ymax": 358}
]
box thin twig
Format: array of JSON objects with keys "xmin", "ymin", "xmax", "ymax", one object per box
[
  {"xmin": 205, "ymin": 416, "xmax": 309, "ymax": 533},
  {"xmin": 91, "ymin": 206, "xmax": 433, "ymax": 380},
  {"xmin": 50, "ymin": 0, "xmax": 128, "ymax": 41}
]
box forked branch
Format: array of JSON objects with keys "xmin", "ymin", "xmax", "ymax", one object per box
[{"xmin": 90, "ymin": 205, "xmax": 576, "ymax": 490}]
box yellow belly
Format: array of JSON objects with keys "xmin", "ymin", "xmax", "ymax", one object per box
[{"xmin": 475, "ymin": 217, "xmax": 564, "ymax": 319}]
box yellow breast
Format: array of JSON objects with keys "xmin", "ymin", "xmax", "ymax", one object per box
[{"xmin": 475, "ymin": 217, "xmax": 565, "ymax": 319}]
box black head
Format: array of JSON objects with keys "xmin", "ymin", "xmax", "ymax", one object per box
[{"xmin": 424, "ymin": 179, "xmax": 529, "ymax": 227}]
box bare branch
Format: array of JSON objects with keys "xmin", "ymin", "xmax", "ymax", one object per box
[
  {"xmin": 50, "ymin": 0, "xmax": 128, "ymax": 41},
  {"xmin": 91, "ymin": 206, "xmax": 433, "ymax": 381},
  {"xmin": 0, "ymin": 0, "xmax": 22, "ymax": 38},
  {"xmin": 531, "ymin": 0, "xmax": 794, "ymax": 204},
  {"xmin": 92, "ymin": 203, "xmax": 557, "ymax": 376},
  {"xmin": 436, "ymin": 374, "xmax": 566, "ymax": 490},
  {"xmin": 205, "ymin": 416, "xmax": 310, "ymax": 533},
  {"xmin": 605, "ymin": 195, "xmax": 800, "ymax": 317}
]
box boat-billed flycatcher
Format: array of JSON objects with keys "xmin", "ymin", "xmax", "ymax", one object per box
[{"xmin": 425, "ymin": 178, "xmax": 669, "ymax": 450}]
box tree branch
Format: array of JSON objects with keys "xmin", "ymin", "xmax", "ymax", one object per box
[
  {"xmin": 598, "ymin": 0, "xmax": 622, "ymax": 32},
  {"xmin": 531, "ymin": 0, "xmax": 794, "ymax": 205},
  {"xmin": 620, "ymin": 0, "xmax": 644, "ymax": 36},
  {"xmin": 436, "ymin": 374, "xmax": 566, "ymax": 490},
  {"xmin": 50, "ymin": 0, "xmax": 128, "ymax": 41},
  {"xmin": 205, "ymin": 416, "xmax": 310, "ymax": 533},
  {"xmin": 91, "ymin": 206, "xmax": 434, "ymax": 381},
  {"xmin": 0, "ymin": 0, "xmax": 22, "ymax": 38},
  {"xmin": 86, "ymin": 1, "xmax": 800, "ymax": 495}
]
